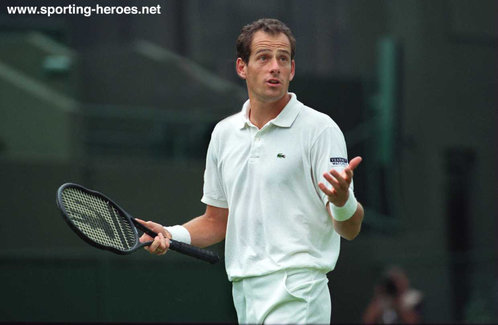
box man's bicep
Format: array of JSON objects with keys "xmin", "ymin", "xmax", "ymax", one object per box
[
  {"xmin": 202, "ymin": 128, "xmax": 228, "ymax": 207},
  {"xmin": 310, "ymin": 125, "xmax": 350, "ymax": 203}
]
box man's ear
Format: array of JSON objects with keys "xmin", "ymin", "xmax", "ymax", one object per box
[
  {"xmin": 289, "ymin": 59, "xmax": 296, "ymax": 82},
  {"xmin": 236, "ymin": 58, "xmax": 247, "ymax": 80}
]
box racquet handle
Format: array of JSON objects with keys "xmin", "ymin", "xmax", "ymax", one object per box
[
  {"xmin": 133, "ymin": 219, "xmax": 220, "ymax": 264},
  {"xmin": 169, "ymin": 239, "xmax": 220, "ymax": 264}
]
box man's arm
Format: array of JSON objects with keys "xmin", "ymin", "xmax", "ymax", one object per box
[
  {"xmin": 319, "ymin": 156, "xmax": 364, "ymax": 240},
  {"xmin": 329, "ymin": 201, "xmax": 364, "ymax": 240},
  {"xmin": 183, "ymin": 205, "xmax": 228, "ymax": 247},
  {"xmin": 136, "ymin": 205, "xmax": 228, "ymax": 255}
]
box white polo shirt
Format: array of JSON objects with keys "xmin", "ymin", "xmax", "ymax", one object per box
[{"xmin": 201, "ymin": 93, "xmax": 352, "ymax": 281}]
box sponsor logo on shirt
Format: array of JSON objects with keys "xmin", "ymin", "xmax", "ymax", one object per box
[
  {"xmin": 277, "ymin": 153, "xmax": 286, "ymax": 158},
  {"xmin": 330, "ymin": 157, "xmax": 348, "ymax": 166}
]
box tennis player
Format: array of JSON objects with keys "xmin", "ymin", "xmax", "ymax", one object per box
[{"xmin": 137, "ymin": 18, "xmax": 364, "ymax": 324}]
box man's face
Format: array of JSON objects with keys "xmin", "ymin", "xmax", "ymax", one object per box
[{"xmin": 236, "ymin": 30, "xmax": 295, "ymax": 104}]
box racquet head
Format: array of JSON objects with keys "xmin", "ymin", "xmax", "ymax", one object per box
[{"xmin": 56, "ymin": 183, "xmax": 149, "ymax": 255}]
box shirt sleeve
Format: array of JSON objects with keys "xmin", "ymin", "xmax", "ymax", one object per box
[
  {"xmin": 201, "ymin": 127, "xmax": 229, "ymax": 209},
  {"xmin": 310, "ymin": 124, "xmax": 353, "ymax": 206}
]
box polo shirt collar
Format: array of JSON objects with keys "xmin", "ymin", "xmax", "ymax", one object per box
[{"xmin": 238, "ymin": 93, "xmax": 301, "ymax": 129}]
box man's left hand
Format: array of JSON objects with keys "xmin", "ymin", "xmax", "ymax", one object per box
[{"xmin": 318, "ymin": 156, "xmax": 362, "ymax": 207}]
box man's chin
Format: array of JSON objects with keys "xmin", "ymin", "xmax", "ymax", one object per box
[{"xmin": 260, "ymin": 90, "xmax": 288, "ymax": 103}]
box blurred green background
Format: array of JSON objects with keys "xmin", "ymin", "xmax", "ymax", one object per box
[{"xmin": 0, "ymin": 0, "xmax": 496, "ymax": 323}]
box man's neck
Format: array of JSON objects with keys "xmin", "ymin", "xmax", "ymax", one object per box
[{"xmin": 248, "ymin": 93, "xmax": 291, "ymax": 129}]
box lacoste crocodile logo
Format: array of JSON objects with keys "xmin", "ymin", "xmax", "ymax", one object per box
[{"xmin": 277, "ymin": 153, "xmax": 286, "ymax": 158}]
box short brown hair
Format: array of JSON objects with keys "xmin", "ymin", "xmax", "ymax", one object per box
[{"xmin": 236, "ymin": 18, "xmax": 296, "ymax": 63}]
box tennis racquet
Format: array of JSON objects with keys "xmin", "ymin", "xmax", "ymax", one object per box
[{"xmin": 56, "ymin": 183, "xmax": 220, "ymax": 264}]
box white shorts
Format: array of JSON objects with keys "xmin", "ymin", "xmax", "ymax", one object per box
[{"xmin": 232, "ymin": 269, "xmax": 331, "ymax": 324}]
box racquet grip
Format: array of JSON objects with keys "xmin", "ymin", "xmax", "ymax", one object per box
[
  {"xmin": 133, "ymin": 218, "xmax": 220, "ymax": 264},
  {"xmin": 169, "ymin": 239, "xmax": 220, "ymax": 264}
]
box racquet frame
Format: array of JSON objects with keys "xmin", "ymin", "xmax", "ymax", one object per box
[{"xmin": 56, "ymin": 183, "xmax": 220, "ymax": 264}]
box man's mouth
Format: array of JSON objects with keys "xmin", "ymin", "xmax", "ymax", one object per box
[{"xmin": 267, "ymin": 79, "xmax": 281, "ymax": 85}]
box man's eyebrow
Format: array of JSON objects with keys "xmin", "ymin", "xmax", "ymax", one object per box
[
  {"xmin": 277, "ymin": 49, "xmax": 291, "ymax": 55},
  {"xmin": 254, "ymin": 48, "xmax": 291, "ymax": 55},
  {"xmin": 254, "ymin": 49, "xmax": 271, "ymax": 55}
]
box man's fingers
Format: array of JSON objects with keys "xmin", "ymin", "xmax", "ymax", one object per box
[
  {"xmin": 136, "ymin": 218, "xmax": 164, "ymax": 234},
  {"xmin": 136, "ymin": 218, "xmax": 154, "ymax": 230},
  {"xmin": 139, "ymin": 233, "xmax": 153, "ymax": 243},
  {"xmin": 330, "ymin": 169, "xmax": 352, "ymax": 190},
  {"xmin": 348, "ymin": 156, "xmax": 363, "ymax": 171},
  {"xmin": 318, "ymin": 182, "xmax": 335, "ymax": 197},
  {"xmin": 319, "ymin": 157, "xmax": 361, "ymax": 207},
  {"xmin": 323, "ymin": 172, "xmax": 339, "ymax": 188},
  {"xmin": 145, "ymin": 233, "xmax": 169, "ymax": 255},
  {"xmin": 135, "ymin": 218, "xmax": 152, "ymax": 228},
  {"xmin": 148, "ymin": 237, "xmax": 160, "ymax": 252},
  {"xmin": 155, "ymin": 233, "xmax": 168, "ymax": 255},
  {"xmin": 343, "ymin": 168, "xmax": 353, "ymax": 182}
]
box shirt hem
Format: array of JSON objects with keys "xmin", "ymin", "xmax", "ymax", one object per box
[{"xmin": 201, "ymin": 196, "xmax": 228, "ymax": 209}]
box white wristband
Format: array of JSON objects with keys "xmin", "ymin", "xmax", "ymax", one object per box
[
  {"xmin": 330, "ymin": 189, "xmax": 358, "ymax": 222},
  {"xmin": 164, "ymin": 225, "xmax": 191, "ymax": 244}
]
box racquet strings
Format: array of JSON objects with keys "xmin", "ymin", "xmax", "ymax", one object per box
[{"xmin": 60, "ymin": 187, "xmax": 138, "ymax": 251}]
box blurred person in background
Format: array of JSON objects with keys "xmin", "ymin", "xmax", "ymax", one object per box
[{"xmin": 363, "ymin": 266, "xmax": 424, "ymax": 324}]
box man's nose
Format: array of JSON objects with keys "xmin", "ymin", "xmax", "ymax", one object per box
[{"xmin": 269, "ymin": 57, "xmax": 280, "ymax": 74}]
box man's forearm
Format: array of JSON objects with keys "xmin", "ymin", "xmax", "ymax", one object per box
[
  {"xmin": 183, "ymin": 206, "xmax": 228, "ymax": 248},
  {"xmin": 330, "ymin": 202, "xmax": 364, "ymax": 240}
]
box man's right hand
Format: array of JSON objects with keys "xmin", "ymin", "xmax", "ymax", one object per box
[{"xmin": 135, "ymin": 218, "xmax": 171, "ymax": 255}]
